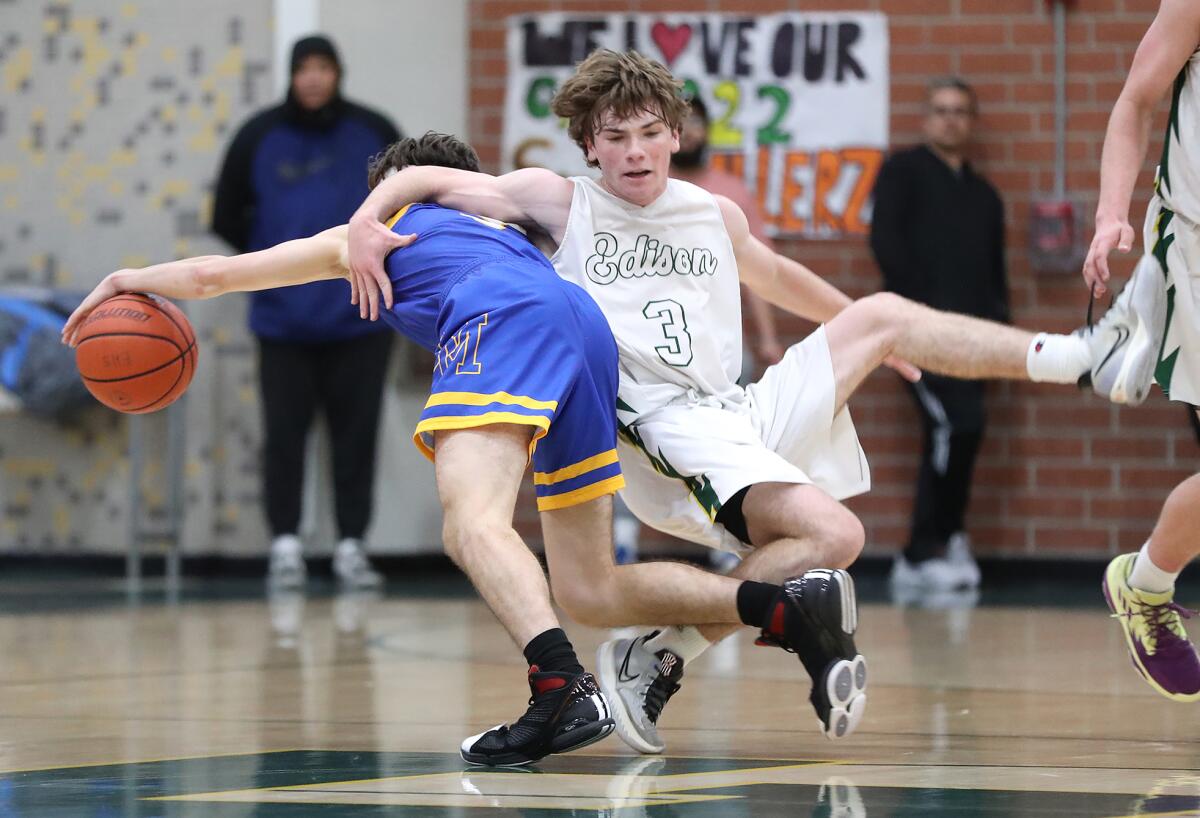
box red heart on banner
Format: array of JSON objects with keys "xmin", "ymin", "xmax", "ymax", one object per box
[{"xmin": 650, "ymin": 22, "xmax": 692, "ymax": 67}]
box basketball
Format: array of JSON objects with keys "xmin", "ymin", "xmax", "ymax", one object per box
[{"xmin": 74, "ymin": 293, "xmax": 198, "ymax": 414}]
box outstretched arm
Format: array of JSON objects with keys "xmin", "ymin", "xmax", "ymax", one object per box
[
  {"xmin": 63, "ymin": 226, "xmax": 408, "ymax": 345},
  {"xmin": 720, "ymin": 195, "xmax": 920, "ymax": 382},
  {"xmin": 721, "ymin": 195, "xmax": 852, "ymax": 323},
  {"xmin": 1084, "ymin": 0, "xmax": 1200, "ymax": 295},
  {"xmin": 347, "ymin": 166, "xmax": 573, "ymax": 320}
]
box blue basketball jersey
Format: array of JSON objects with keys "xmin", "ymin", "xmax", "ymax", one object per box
[
  {"xmin": 375, "ymin": 202, "xmax": 624, "ymax": 511},
  {"xmin": 378, "ymin": 203, "xmax": 550, "ymax": 350}
]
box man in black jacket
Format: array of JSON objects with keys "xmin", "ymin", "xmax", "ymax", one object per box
[
  {"xmin": 213, "ymin": 35, "xmax": 401, "ymax": 590},
  {"xmin": 870, "ymin": 77, "xmax": 1008, "ymax": 594}
]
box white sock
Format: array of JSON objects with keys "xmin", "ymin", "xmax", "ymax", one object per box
[
  {"xmin": 644, "ymin": 625, "xmax": 713, "ymax": 665},
  {"xmin": 1026, "ymin": 332, "xmax": 1091, "ymax": 383},
  {"xmin": 271, "ymin": 534, "xmax": 302, "ymax": 557},
  {"xmin": 1128, "ymin": 543, "xmax": 1179, "ymax": 594}
]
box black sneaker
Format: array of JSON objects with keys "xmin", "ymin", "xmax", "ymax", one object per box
[
  {"xmin": 756, "ymin": 568, "xmax": 868, "ymax": 740},
  {"xmin": 460, "ymin": 667, "xmax": 614, "ymax": 766}
]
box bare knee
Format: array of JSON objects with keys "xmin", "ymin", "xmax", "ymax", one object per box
[
  {"xmin": 845, "ymin": 292, "xmax": 910, "ymax": 348},
  {"xmin": 551, "ymin": 572, "xmax": 617, "ymax": 628},
  {"xmin": 821, "ymin": 511, "xmax": 866, "ymax": 568},
  {"xmin": 441, "ymin": 513, "xmax": 509, "ymax": 568}
]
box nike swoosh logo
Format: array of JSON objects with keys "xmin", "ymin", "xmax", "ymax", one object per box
[
  {"xmin": 1095, "ymin": 326, "xmax": 1130, "ymax": 375},
  {"xmin": 617, "ymin": 643, "xmax": 640, "ymax": 683}
]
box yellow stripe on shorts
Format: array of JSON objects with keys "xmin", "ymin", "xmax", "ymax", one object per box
[{"xmin": 533, "ymin": 449, "xmax": 619, "ymax": 486}]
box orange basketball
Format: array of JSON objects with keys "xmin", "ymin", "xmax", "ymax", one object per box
[{"xmin": 74, "ymin": 293, "xmax": 198, "ymax": 414}]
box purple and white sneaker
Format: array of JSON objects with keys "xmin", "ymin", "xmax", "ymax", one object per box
[{"xmin": 1103, "ymin": 553, "xmax": 1200, "ymax": 701}]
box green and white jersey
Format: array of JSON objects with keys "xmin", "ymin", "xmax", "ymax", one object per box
[
  {"xmin": 551, "ymin": 177, "xmax": 745, "ymax": 416},
  {"xmin": 1156, "ymin": 47, "xmax": 1200, "ymax": 222}
]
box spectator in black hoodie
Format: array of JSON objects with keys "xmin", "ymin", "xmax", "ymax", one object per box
[
  {"xmin": 870, "ymin": 76, "xmax": 1008, "ymax": 595},
  {"xmin": 213, "ymin": 35, "xmax": 401, "ymax": 590}
]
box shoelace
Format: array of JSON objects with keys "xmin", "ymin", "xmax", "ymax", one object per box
[
  {"xmin": 1116, "ymin": 599, "xmax": 1197, "ymax": 655},
  {"xmin": 641, "ymin": 672, "xmax": 681, "ymax": 724},
  {"xmin": 1085, "ymin": 282, "xmax": 1116, "ymax": 333}
]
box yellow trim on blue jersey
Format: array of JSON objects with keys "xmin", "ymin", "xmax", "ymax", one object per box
[
  {"xmin": 536, "ymin": 475, "xmax": 626, "ymax": 511},
  {"xmin": 425, "ymin": 391, "xmax": 558, "ymax": 412},
  {"xmin": 533, "ymin": 449, "xmax": 619, "ymax": 486},
  {"xmin": 411, "ymin": 412, "xmax": 550, "ymax": 461},
  {"xmin": 385, "ymin": 204, "xmax": 415, "ymax": 229}
]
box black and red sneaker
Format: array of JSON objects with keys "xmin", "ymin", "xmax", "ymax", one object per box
[
  {"xmin": 757, "ymin": 568, "xmax": 868, "ymax": 740},
  {"xmin": 460, "ymin": 667, "xmax": 614, "ymax": 766}
]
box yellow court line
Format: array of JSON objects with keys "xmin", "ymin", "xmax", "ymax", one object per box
[
  {"xmin": 534, "ymin": 449, "xmax": 619, "ymax": 486},
  {"xmin": 425, "ymin": 391, "xmax": 557, "ymax": 412},
  {"xmin": 536, "ymin": 474, "xmax": 626, "ymax": 510}
]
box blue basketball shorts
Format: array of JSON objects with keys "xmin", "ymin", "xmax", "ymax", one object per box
[{"xmin": 412, "ymin": 259, "xmax": 623, "ymax": 511}]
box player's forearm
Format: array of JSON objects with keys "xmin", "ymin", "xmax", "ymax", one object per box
[
  {"xmin": 743, "ymin": 287, "xmax": 780, "ymax": 345},
  {"xmin": 1095, "ymin": 96, "xmax": 1155, "ymax": 225},
  {"xmin": 356, "ymin": 167, "xmax": 438, "ymax": 223},
  {"xmin": 108, "ymin": 256, "xmax": 230, "ymax": 301},
  {"xmin": 109, "ymin": 236, "xmax": 344, "ymax": 300},
  {"xmin": 758, "ymin": 255, "xmax": 853, "ymax": 324}
]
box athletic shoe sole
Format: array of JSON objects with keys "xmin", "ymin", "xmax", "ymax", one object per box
[
  {"xmin": 816, "ymin": 654, "xmax": 868, "ymax": 739},
  {"xmin": 1108, "ymin": 256, "xmax": 1167, "ymax": 405},
  {"xmin": 460, "ymin": 692, "xmax": 615, "ymax": 767},
  {"xmin": 1101, "ymin": 558, "xmax": 1200, "ymax": 703},
  {"xmin": 596, "ymin": 639, "xmax": 664, "ymax": 754}
]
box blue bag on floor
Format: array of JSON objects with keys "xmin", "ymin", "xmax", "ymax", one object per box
[{"xmin": 0, "ymin": 296, "xmax": 94, "ymax": 419}]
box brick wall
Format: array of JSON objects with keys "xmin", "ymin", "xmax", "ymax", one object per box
[{"xmin": 470, "ymin": 0, "xmax": 1194, "ymax": 559}]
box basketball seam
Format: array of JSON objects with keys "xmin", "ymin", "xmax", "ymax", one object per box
[
  {"xmin": 92, "ymin": 294, "xmax": 196, "ymax": 347},
  {"xmin": 76, "ymin": 330, "xmax": 184, "ymax": 351},
  {"xmin": 78, "ymin": 295, "xmax": 197, "ymax": 414},
  {"xmin": 137, "ymin": 293, "xmax": 196, "ymax": 347},
  {"xmin": 78, "ymin": 340, "xmax": 196, "ymax": 384},
  {"xmin": 128, "ymin": 359, "xmax": 188, "ymax": 413}
]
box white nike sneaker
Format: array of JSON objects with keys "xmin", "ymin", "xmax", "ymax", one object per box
[
  {"xmin": 596, "ymin": 634, "xmax": 682, "ymax": 754},
  {"xmin": 1083, "ymin": 254, "xmax": 1168, "ymax": 405}
]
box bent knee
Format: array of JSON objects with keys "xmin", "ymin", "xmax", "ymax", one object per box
[
  {"xmin": 846, "ymin": 292, "xmax": 909, "ymax": 339},
  {"xmin": 551, "ymin": 576, "xmax": 617, "ymax": 628},
  {"xmin": 441, "ymin": 515, "xmax": 510, "ymax": 564},
  {"xmin": 823, "ymin": 512, "xmax": 865, "ymax": 568}
]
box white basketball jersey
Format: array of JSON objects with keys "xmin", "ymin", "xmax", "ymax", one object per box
[
  {"xmin": 552, "ymin": 177, "xmax": 745, "ymax": 415},
  {"xmin": 1157, "ymin": 47, "xmax": 1200, "ymax": 222}
]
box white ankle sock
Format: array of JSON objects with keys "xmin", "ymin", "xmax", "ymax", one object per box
[
  {"xmin": 1128, "ymin": 543, "xmax": 1179, "ymax": 594},
  {"xmin": 1026, "ymin": 332, "xmax": 1091, "ymax": 383},
  {"xmin": 643, "ymin": 626, "xmax": 713, "ymax": 665}
]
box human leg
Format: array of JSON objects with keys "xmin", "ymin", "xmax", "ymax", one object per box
[
  {"xmin": 258, "ymin": 338, "xmax": 319, "ymax": 587},
  {"xmin": 894, "ymin": 376, "xmax": 986, "ymax": 590},
  {"xmin": 435, "ymin": 424, "xmax": 558, "ymax": 647},
  {"xmin": 1103, "ymin": 471, "xmax": 1200, "ymax": 702},
  {"xmin": 434, "ymin": 424, "xmax": 613, "ymax": 764},
  {"xmin": 318, "ymin": 332, "xmax": 392, "ymax": 587}
]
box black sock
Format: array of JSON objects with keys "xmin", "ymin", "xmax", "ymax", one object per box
[
  {"xmin": 523, "ymin": 627, "xmax": 584, "ymax": 675},
  {"xmin": 736, "ymin": 581, "xmax": 781, "ymax": 628}
]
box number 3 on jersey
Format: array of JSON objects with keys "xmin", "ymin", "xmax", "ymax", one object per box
[{"xmin": 643, "ymin": 299, "xmax": 693, "ymax": 367}]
